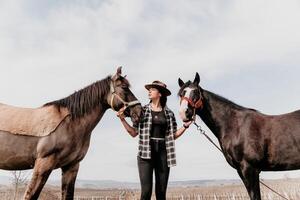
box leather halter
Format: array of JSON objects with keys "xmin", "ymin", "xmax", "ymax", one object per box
[
  {"xmin": 180, "ymin": 89, "xmax": 203, "ymax": 120},
  {"xmin": 180, "ymin": 96, "xmax": 203, "ymax": 109},
  {"xmin": 109, "ymin": 81, "xmax": 140, "ymax": 112}
]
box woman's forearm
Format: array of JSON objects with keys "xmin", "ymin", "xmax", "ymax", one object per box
[
  {"xmin": 174, "ymin": 126, "xmax": 187, "ymax": 139},
  {"xmin": 174, "ymin": 121, "xmax": 192, "ymax": 139},
  {"xmin": 120, "ymin": 118, "xmax": 138, "ymax": 137}
]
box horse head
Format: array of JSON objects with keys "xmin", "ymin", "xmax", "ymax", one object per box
[
  {"xmin": 108, "ymin": 67, "xmax": 143, "ymax": 126},
  {"xmin": 178, "ymin": 72, "xmax": 203, "ymax": 122}
]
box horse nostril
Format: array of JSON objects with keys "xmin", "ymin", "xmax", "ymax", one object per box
[
  {"xmin": 186, "ymin": 109, "xmax": 193, "ymax": 118},
  {"xmin": 140, "ymin": 111, "xmax": 144, "ymax": 118}
]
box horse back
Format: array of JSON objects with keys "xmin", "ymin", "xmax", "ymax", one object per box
[{"xmin": 230, "ymin": 110, "xmax": 300, "ymax": 170}]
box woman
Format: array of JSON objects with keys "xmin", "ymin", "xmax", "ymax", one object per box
[{"xmin": 117, "ymin": 80, "xmax": 192, "ymax": 200}]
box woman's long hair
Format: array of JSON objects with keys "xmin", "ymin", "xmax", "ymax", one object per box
[
  {"xmin": 160, "ymin": 95, "xmax": 167, "ymax": 108},
  {"xmin": 150, "ymin": 95, "xmax": 167, "ymax": 108}
]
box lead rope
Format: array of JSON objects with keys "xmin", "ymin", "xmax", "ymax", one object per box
[{"xmin": 193, "ymin": 120, "xmax": 290, "ymax": 200}]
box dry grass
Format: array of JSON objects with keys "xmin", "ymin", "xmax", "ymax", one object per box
[
  {"xmin": 0, "ymin": 179, "xmax": 299, "ymax": 200},
  {"xmin": 163, "ymin": 179, "xmax": 300, "ymax": 200}
]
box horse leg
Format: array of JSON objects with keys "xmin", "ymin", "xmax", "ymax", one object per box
[
  {"xmin": 23, "ymin": 155, "xmax": 56, "ymax": 200},
  {"xmin": 61, "ymin": 162, "xmax": 80, "ymax": 200},
  {"xmin": 237, "ymin": 163, "xmax": 261, "ymax": 200}
]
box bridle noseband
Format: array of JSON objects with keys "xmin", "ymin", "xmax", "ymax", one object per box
[
  {"xmin": 180, "ymin": 96, "xmax": 203, "ymax": 109},
  {"xmin": 109, "ymin": 81, "xmax": 140, "ymax": 113}
]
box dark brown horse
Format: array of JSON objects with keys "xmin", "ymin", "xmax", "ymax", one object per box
[
  {"xmin": 178, "ymin": 73, "xmax": 300, "ymax": 200},
  {"xmin": 0, "ymin": 67, "xmax": 142, "ymax": 200}
]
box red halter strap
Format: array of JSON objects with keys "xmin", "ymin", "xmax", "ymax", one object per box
[{"xmin": 180, "ymin": 96, "xmax": 203, "ymax": 109}]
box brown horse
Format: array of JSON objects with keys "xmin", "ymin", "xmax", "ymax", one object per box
[
  {"xmin": 0, "ymin": 67, "xmax": 143, "ymax": 200},
  {"xmin": 178, "ymin": 73, "xmax": 300, "ymax": 200}
]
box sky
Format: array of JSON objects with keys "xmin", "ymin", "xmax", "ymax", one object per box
[{"xmin": 0, "ymin": 0, "xmax": 300, "ymax": 182}]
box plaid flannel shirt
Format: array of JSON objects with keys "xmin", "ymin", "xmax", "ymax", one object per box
[{"xmin": 134, "ymin": 103, "xmax": 177, "ymax": 167}]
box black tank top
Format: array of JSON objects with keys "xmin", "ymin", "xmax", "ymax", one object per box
[{"xmin": 150, "ymin": 110, "xmax": 167, "ymax": 138}]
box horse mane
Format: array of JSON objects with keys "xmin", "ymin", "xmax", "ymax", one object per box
[
  {"xmin": 205, "ymin": 90, "xmax": 257, "ymax": 112},
  {"xmin": 178, "ymin": 82, "xmax": 257, "ymax": 112},
  {"xmin": 44, "ymin": 76, "xmax": 111, "ymax": 119}
]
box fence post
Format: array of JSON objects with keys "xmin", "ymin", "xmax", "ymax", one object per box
[{"xmin": 231, "ymin": 193, "xmax": 235, "ymax": 200}]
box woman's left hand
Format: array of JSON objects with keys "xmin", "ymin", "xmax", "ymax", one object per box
[{"xmin": 183, "ymin": 121, "xmax": 193, "ymax": 129}]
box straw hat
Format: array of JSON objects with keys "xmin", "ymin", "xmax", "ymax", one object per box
[{"xmin": 145, "ymin": 80, "xmax": 171, "ymax": 96}]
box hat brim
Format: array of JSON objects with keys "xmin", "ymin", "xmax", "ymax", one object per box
[{"xmin": 145, "ymin": 84, "xmax": 171, "ymax": 96}]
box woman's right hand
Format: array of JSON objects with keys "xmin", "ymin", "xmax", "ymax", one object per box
[
  {"xmin": 117, "ymin": 107, "xmax": 126, "ymax": 120},
  {"xmin": 117, "ymin": 107, "xmax": 138, "ymax": 137}
]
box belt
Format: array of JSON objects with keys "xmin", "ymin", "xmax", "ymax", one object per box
[{"xmin": 150, "ymin": 137, "xmax": 165, "ymax": 141}]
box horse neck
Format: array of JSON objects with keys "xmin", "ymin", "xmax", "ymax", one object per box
[
  {"xmin": 70, "ymin": 102, "xmax": 109, "ymax": 135},
  {"xmin": 196, "ymin": 89, "xmax": 245, "ymax": 140}
]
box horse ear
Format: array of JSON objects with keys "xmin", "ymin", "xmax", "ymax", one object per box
[
  {"xmin": 112, "ymin": 66, "xmax": 122, "ymax": 80},
  {"xmin": 178, "ymin": 78, "xmax": 185, "ymax": 87},
  {"xmin": 117, "ymin": 66, "xmax": 122, "ymax": 75},
  {"xmin": 193, "ymin": 72, "xmax": 200, "ymax": 85}
]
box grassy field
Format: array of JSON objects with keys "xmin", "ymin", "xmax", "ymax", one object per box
[
  {"xmin": 163, "ymin": 179, "xmax": 300, "ymax": 200},
  {"xmin": 1, "ymin": 178, "xmax": 299, "ymax": 200}
]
